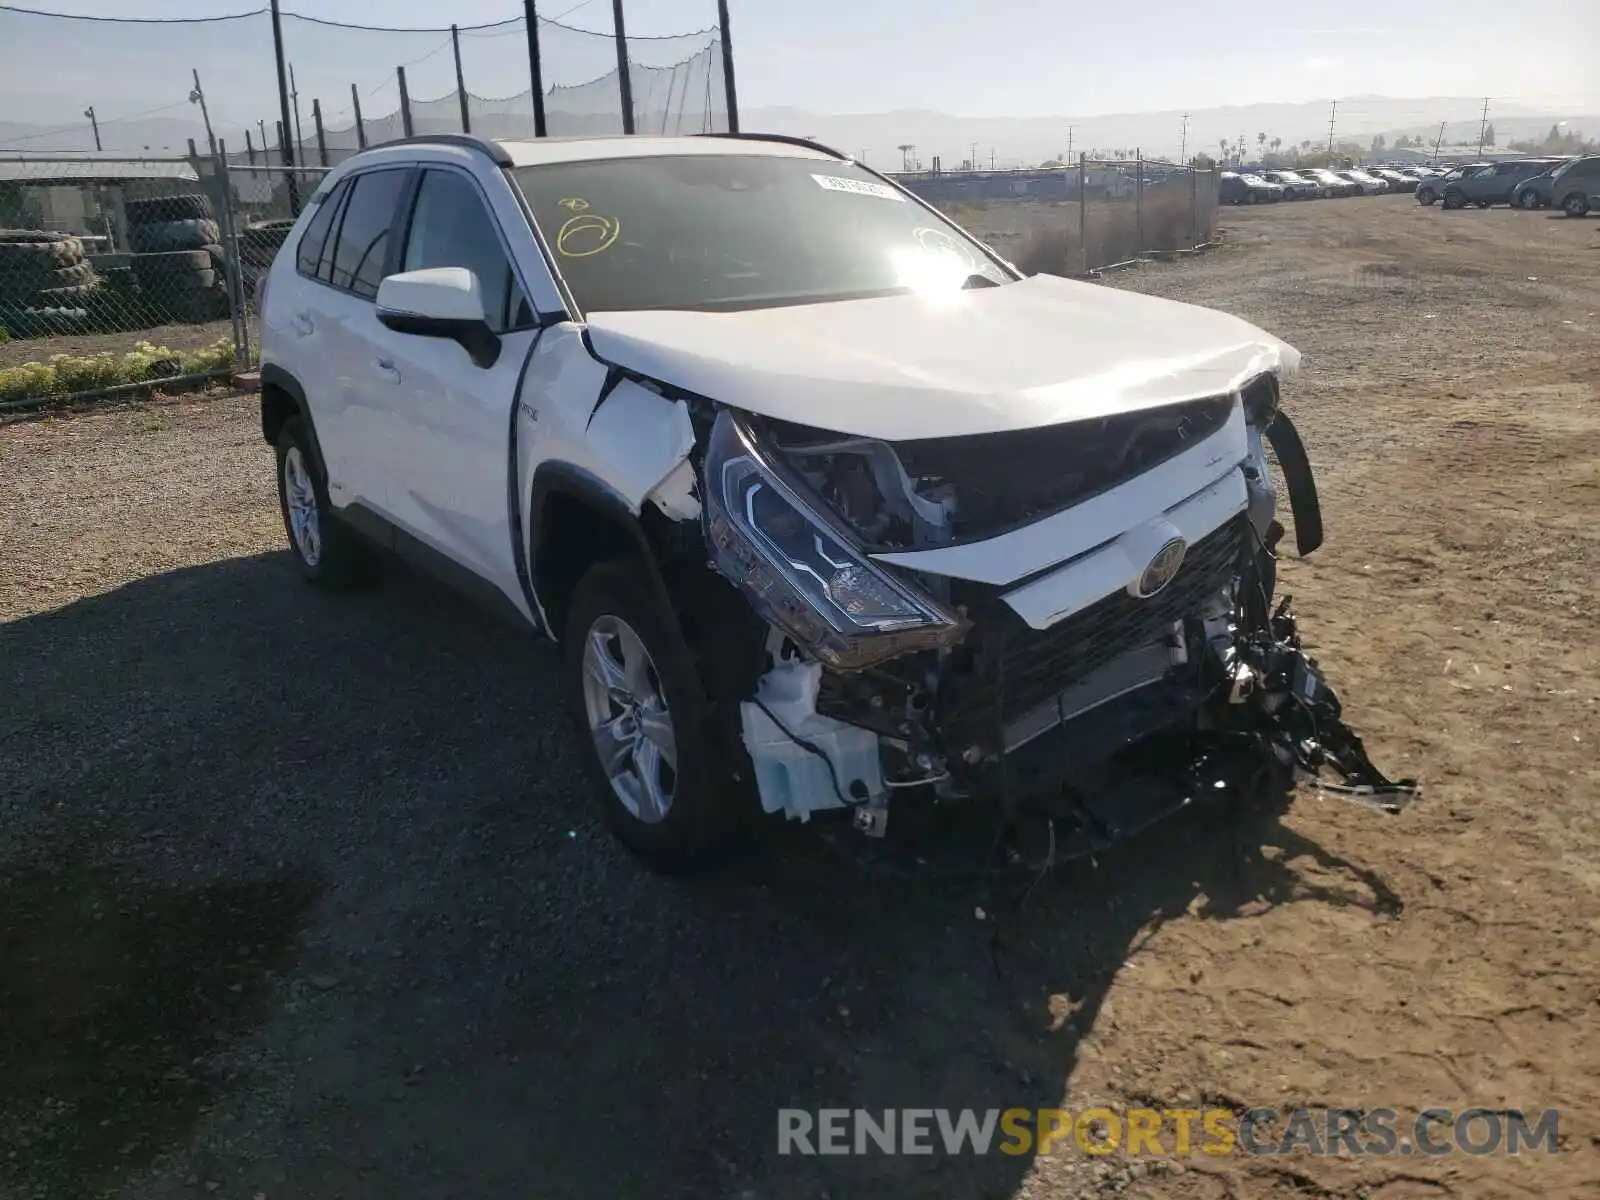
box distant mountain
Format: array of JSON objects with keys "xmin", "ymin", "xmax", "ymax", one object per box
[{"xmin": 2, "ymin": 97, "xmax": 1594, "ymax": 167}]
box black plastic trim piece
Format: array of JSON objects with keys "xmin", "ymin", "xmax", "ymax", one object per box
[
  {"xmin": 507, "ymin": 327, "xmax": 548, "ymax": 634},
  {"xmin": 1263, "ymin": 410, "xmax": 1324, "ymax": 556},
  {"xmin": 526, "ymin": 461, "xmax": 670, "ymax": 642},
  {"xmin": 367, "ymin": 133, "xmax": 514, "ymax": 167},
  {"xmin": 340, "ymin": 502, "xmax": 534, "ymax": 631},
  {"xmin": 257, "ymin": 363, "xmax": 329, "ymax": 476}
]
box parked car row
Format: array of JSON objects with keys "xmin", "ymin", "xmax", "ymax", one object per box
[
  {"xmin": 1413, "ymin": 155, "xmax": 1598, "ymax": 216},
  {"xmin": 1219, "ymin": 165, "xmax": 1428, "ymax": 203},
  {"xmin": 1222, "ymin": 156, "xmax": 1599, "ymax": 217}
]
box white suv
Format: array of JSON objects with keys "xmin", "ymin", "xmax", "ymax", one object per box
[{"xmin": 259, "ymin": 133, "xmax": 1411, "ymax": 872}]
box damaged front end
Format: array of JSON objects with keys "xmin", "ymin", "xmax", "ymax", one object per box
[{"xmin": 698, "ymin": 380, "xmax": 1416, "ymax": 858}]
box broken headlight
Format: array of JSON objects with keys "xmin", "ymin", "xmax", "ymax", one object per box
[{"xmin": 703, "ymin": 409, "xmax": 966, "ymax": 672}]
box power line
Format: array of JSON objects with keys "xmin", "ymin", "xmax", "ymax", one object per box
[{"xmin": 0, "ymin": 97, "xmax": 191, "ymax": 146}]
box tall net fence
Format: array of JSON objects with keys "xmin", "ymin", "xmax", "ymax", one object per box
[
  {"xmin": 0, "ymin": 6, "xmax": 728, "ymax": 165},
  {"xmin": 904, "ymin": 158, "xmax": 1220, "ymax": 275}
]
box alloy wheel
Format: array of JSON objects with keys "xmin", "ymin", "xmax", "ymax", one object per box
[
  {"xmin": 581, "ymin": 615, "xmax": 678, "ymax": 824},
  {"xmin": 282, "ymin": 445, "xmax": 322, "ymax": 567}
]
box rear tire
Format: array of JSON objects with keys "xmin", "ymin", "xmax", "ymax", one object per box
[
  {"xmin": 274, "ymin": 415, "xmax": 369, "ymax": 589},
  {"xmin": 1416, "ymin": 188, "xmax": 1436, "ymax": 205},
  {"xmin": 563, "ymin": 557, "xmax": 745, "ymax": 874}
]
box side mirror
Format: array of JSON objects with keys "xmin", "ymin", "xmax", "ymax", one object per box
[{"xmin": 376, "ymin": 267, "xmax": 501, "ymax": 369}]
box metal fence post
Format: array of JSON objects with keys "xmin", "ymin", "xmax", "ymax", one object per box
[
  {"xmin": 269, "ymin": 0, "xmax": 299, "ymax": 215},
  {"xmin": 398, "ymin": 66, "xmax": 414, "ymax": 138},
  {"xmin": 1135, "ymin": 148, "xmax": 1145, "ymax": 256},
  {"xmin": 312, "ymin": 98, "xmax": 328, "ymax": 167},
  {"xmin": 351, "ymin": 83, "xmax": 368, "ymax": 150},
  {"xmin": 1078, "ymin": 152, "xmax": 1088, "ymax": 276},
  {"xmin": 524, "ymin": 0, "xmax": 548, "ymax": 137},
  {"xmin": 611, "ymin": 0, "xmax": 636, "ymax": 134},
  {"xmin": 1190, "ymin": 166, "xmax": 1198, "ymax": 249},
  {"xmin": 716, "ymin": 0, "xmax": 739, "ymax": 132},
  {"xmin": 245, "ymin": 129, "xmax": 256, "ymax": 164},
  {"xmin": 212, "ymin": 141, "xmax": 249, "ymax": 370},
  {"xmin": 452, "ymin": 24, "xmax": 471, "ymax": 132}
]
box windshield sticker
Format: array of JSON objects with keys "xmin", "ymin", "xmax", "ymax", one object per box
[
  {"xmin": 557, "ymin": 213, "xmax": 620, "ymax": 258},
  {"xmin": 811, "ymin": 173, "xmax": 905, "ymax": 201},
  {"xmin": 558, "ymin": 197, "xmax": 590, "ymax": 212}
]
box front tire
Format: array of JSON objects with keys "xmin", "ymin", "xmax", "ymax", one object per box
[
  {"xmin": 1442, "ymin": 190, "xmax": 1466, "ymax": 210},
  {"xmin": 563, "ymin": 557, "xmax": 743, "ymax": 873},
  {"xmin": 274, "ymin": 416, "xmax": 369, "ymax": 589},
  {"xmin": 1517, "ymin": 189, "xmax": 1539, "ymax": 210},
  {"xmin": 1562, "ymin": 193, "xmax": 1590, "ymax": 218}
]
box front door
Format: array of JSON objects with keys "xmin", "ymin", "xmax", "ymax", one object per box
[{"xmin": 373, "ymin": 165, "xmax": 543, "ymax": 613}]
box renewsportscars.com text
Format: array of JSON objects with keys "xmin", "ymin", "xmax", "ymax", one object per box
[{"xmin": 777, "ymin": 1107, "xmax": 1560, "ymax": 1157}]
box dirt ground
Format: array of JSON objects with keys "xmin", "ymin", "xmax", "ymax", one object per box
[{"xmin": 2, "ymin": 196, "xmax": 1598, "ymax": 1200}]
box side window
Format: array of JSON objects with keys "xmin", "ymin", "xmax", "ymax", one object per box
[
  {"xmin": 326, "ymin": 168, "xmax": 410, "ymax": 301},
  {"xmin": 294, "ymin": 179, "xmax": 347, "ymax": 279},
  {"xmin": 400, "ymin": 169, "xmax": 533, "ymax": 332}
]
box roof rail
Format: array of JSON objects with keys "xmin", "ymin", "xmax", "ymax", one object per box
[
  {"xmin": 365, "ymin": 133, "xmax": 512, "ymax": 167},
  {"xmin": 695, "ymin": 131, "xmax": 852, "ymax": 162}
]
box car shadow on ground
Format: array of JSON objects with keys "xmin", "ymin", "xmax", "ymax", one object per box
[{"xmin": 0, "ymin": 551, "xmax": 1400, "ymax": 1200}]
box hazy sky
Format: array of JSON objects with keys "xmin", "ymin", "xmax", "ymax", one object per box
[{"xmin": 4, "ymin": 0, "xmax": 1596, "ymax": 131}]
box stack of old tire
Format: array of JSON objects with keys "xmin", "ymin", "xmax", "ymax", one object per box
[
  {"xmin": 127, "ymin": 193, "xmax": 229, "ymax": 324},
  {"xmin": 237, "ymin": 218, "xmax": 294, "ymax": 302},
  {"xmin": 0, "ymin": 230, "xmax": 101, "ymax": 336}
]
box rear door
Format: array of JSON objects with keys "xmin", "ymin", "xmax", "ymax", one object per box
[{"xmin": 372, "ymin": 164, "xmax": 543, "ymax": 608}]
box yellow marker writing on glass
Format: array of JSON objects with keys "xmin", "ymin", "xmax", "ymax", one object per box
[{"xmin": 557, "ymin": 213, "xmax": 620, "ymax": 258}]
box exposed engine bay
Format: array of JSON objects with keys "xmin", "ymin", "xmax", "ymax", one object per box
[{"xmin": 682, "ymin": 372, "xmax": 1417, "ymax": 861}]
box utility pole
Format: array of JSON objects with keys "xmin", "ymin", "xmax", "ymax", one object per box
[
  {"xmin": 1065, "ymin": 125, "xmax": 1074, "ymax": 162},
  {"xmin": 189, "ymin": 69, "xmax": 216, "ymax": 156},
  {"xmin": 990, "ymin": 147, "xmax": 996, "ymax": 171},
  {"xmin": 970, "ymin": 141, "xmax": 978, "ymax": 171},
  {"xmin": 1236, "ymin": 130, "xmax": 1244, "ymax": 165},
  {"xmin": 1476, "ymin": 97, "xmax": 1490, "ymax": 155},
  {"xmin": 84, "ymin": 105, "xmax": 101, "ymax": 151},
  {"xmin": 1326, "ymin": 100, "xmax": 1337, "ymax": 155},
  {"xmin": 1179, "ymin": 112, "xmax": 1189, "ymax": 162},
  {"xmin": 1432, "ymin": 119, "xmax": 1447, "ymax": 164}
]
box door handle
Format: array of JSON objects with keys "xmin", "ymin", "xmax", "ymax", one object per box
[
  {"xmin": 291, "ymin": 312, "xmax": 314, "ymax": 336},
  {"xmin": 374, "ymin": 357, "xmax": 402, "ymax": 384}
]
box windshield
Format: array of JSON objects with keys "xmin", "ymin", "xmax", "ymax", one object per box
[{"xmin": 511, "ymin": 154, "xmax": 1012, "ymax": 315}]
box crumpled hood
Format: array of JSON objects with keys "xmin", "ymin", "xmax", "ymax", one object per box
[{"xmin": 583, "ymin": 273, "xmax": 1301, "ymax": 440}]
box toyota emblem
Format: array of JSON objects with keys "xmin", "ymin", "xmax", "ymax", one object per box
[{"xmin": 1134, "ymin": 537, "xmax": 1188, "ymax": 597}]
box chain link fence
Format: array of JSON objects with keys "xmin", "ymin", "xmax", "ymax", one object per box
[
  {"xmin": 904, "ymin": 157, "xmax": 1220, "ymax": 277},
  {"xmin": 0, "ymin": 155, "xmax": 242, "ymax": 409}
]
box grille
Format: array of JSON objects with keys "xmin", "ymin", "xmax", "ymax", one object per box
[
  {"xmin": 939, "ymin": 517, "xmax": 1247, "ymax": 746},
  {"xmin": 892, "ymin": 394, "xmax": 1235, "ymax": 540}
]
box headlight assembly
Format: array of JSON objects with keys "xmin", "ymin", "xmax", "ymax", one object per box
[{"xmin": 703, "ymin": 409, "xmax": 966, "ymax": 671}]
